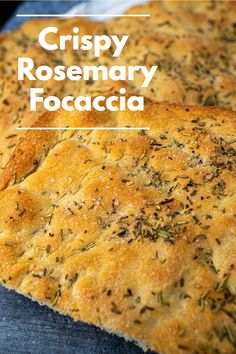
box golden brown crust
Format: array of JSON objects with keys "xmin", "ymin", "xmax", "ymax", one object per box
[{"xmin": 0, "ymin": 102, "xmax": 236, "ymax": 354}]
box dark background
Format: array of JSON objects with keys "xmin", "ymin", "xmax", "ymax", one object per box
[
  {"xmin": 0, "ymin": 1, "xmax": 22, "ymax": 28},
  {"xmin": 0, "ymin": 286, "xmax": 148, "ymax": 354}
]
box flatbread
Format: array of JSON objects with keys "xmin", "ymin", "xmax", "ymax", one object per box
[
  {"xmin": 0, "ymin": 101, "xmax": 235, "ymax": 354},
  {"xmin": 0, "ymin": 0, "xmax": 236, "ymax": 171}
]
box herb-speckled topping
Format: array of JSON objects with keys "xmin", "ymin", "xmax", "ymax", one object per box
[{"xmin": 0, "ymin": 102, "xmax": 235, "ymax": 354}]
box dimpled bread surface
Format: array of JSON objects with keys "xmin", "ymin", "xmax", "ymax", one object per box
[{"xmin": 0, "ymin": 101, "xmax": 236, "ymax": 353}]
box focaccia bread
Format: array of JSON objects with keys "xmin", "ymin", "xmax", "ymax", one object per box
[
  {"xmin": 0, "ymin": 1, "xmax": 236, "ymax": 168},
  {"xmin": 0, "ymin": 101, "xmax": 235, "ymax": 354},
  {"xmin": 0, "ymin": 0, "xmax": 236, "ymax": 171}
]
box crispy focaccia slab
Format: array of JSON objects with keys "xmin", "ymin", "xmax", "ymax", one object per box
[
  {"xmin": 0, "ymin": 0, "xmax": 236, "ymax": 170},
  {"xmin": 0, "ymin": 101, "xmax": 236, "ymax": 354}
]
